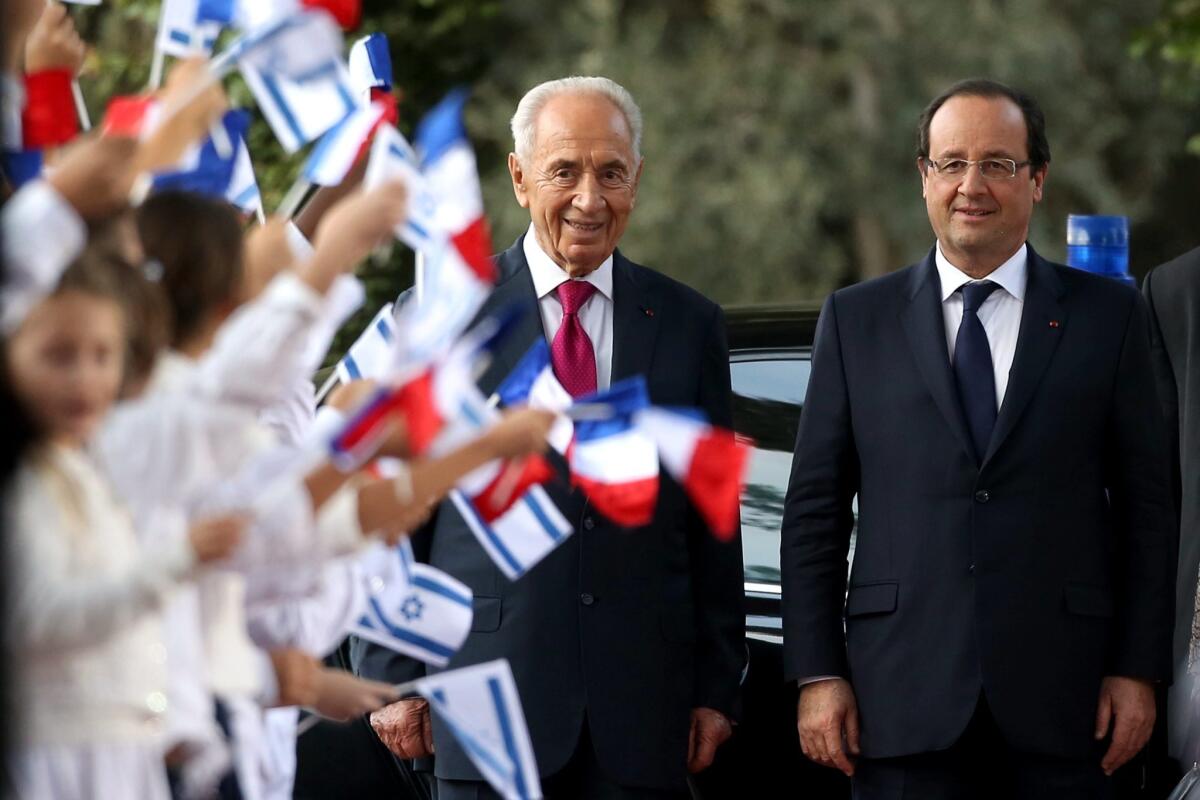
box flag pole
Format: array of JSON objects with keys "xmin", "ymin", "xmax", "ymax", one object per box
[
  {"xmin": 148, "ymin": 47, "xmax": 166, "ymax": 90},
  {"xmin": 415, "ymin": 250, "xmax": 425, "ymax": 305},
  {"xmin": 277, "ymin": 177, "xmax": 312, "ymax": 220},
  {"xmin": 71, "ymin": 80, "xmax": 91, "ymax": 130}
]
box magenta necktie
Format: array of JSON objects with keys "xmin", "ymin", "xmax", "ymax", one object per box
[{"xmin": 551, "ymin": 281, "xmax": 598, "ymax": 397}]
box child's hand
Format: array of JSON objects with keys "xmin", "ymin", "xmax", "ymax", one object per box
[
  {"xmin": 136, "ymin": 58, "xmax": 228, "ymax": 173},
  {"xmin": 25, "ymin": 2, "xmax": 86, "ymax": 76},
  {"xmin": 187, "ymin": 513, "xmax": 246, "ymax": 564},
  {"xmin": 485, "ymin": 407, "xmax": 555, "ymax": 460}
]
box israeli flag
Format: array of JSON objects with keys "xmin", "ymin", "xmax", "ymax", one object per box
[
  {"xmin": 155, "ymin": 0, "xmax": 221, "ymax": 57},
  {"xmin": 414, "ymin": 660, "xmax": 542, "ymax": 800},
  {"xmin": 196, "ymin": 0, "xmax": 297, "ymax": 30},
  {"xmin": 353, "ymin": 544, "xmax": 474, "ymax": 667},
  {"xmin": 348, "ymin": 33, "xmax": 393, "ymax": 101},
  {"xmin": 241, "ymin": 58, "xmax": 361, "ymax": 153},
  {"xmin": 334, "ymin": 302, "xmax": 397, "ymax": 383},
  {"xmin": 225, "ymin": 135, "xmax": 261, "ymax": 213},
  {"xmin": 364, "ymin": 125, "xmax": 437, "ymax": 252},
  {"xmin": 303, "ymin": 101, "xmax": 386, "ymax": 186},
  {"xmin": 151, "ymin": 109, "xmax": 249, "ymax": 199},
  {"xmin": 449, "ymin": 485, "xmax": 571, "ymax": 582}
]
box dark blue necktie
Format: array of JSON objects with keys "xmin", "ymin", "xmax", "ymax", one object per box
[{"xmin": 953, "ymin": 281, "xmax": 1000, "ymax": 463}]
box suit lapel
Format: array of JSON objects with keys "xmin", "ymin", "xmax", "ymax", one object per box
[
  {"xmin": 610, "ymin": 251, "xmax": 661, "ymax": 382},
  {"xmin": 981, "ymin": 246, "xmax": 1066, "ymax": 466},
  {"xmin": 900, "ymin": 250, "xmax": 977, "ymax": 464},
  {"xmin": 474, "ymin": 238, "xmax": 545, "ymax": 396}
]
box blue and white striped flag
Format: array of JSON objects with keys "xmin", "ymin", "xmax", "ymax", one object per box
[
  {"xmin": 225, "ymin": 135, "xmax": 261, "ymax": 213},
  {"xmin": 364, "ymin": 124, "xmax": 437, "ymax": 253},
  {"xmin": 353, "ymin": 542, "xmax": 474, "ymax": 667},
  {"xmin": 415, "ymin": 660, "xmax": 542, "ymax": 800},
  {"xmin": 241, "ymin": 59, "xmax": 360, "ymax": 153},
  {"xmin": 196, "ymin": 0, "xmax": 297, "ymax": 30},
  {"xmin": 155, "ymin": 0, "xmax": 222, "ymax": 57},
  {"xmin": 303, "ymin": 101, "xmax": 386, "ymax": 186},
  {"xmin": 151, "ymin": 109, "xmax": 249, "ymax": 199},
  {"xmin": 334, "ymin": 302, "xmax": 397, "ymax": 383},
  {"xmin": 494, "ymin": 340, "xmax": 574, "ymax": 453},
  {"xmin": 449, "ymin": 484, "xmax": 571, "ymax": 582},
  {"xmin": 348, "ymin": 33, "xmax": 392, "ymax": 101}
]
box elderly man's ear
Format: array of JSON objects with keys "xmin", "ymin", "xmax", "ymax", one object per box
[{"xmin": 508, "ymin": 153, "xmax": 531, "ymax": 209}]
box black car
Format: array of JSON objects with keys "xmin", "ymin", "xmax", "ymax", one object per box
[{"xmin": 688, "ymin": 304, "xmax": 850, "ymax": 800}]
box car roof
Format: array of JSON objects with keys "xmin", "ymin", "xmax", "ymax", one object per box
[{"xmin": 724, "ymin": 304, "xmax": 821, "ymax": 351}]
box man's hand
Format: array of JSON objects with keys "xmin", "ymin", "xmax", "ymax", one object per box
[
  {"xmin": 47, "ymin": 134, "xmax": 139, "ymax": 219},
  {"xmin": 797, "ymin": 678, "xmax": 860, "ymax": 776},
  {"xmin": 187, "ymin": 514, "xmax": 246, "ymax": 563},
  {"xmin": 25, "ymin": 2, "xmax": 86, "ymax": 76},
  {"xmin": 1095, "ymin": 676, "xmax": 1155, "ymax": 775},
  {"xmin": 370, "ymin": 698, "xmax": 435, "ymax": 759},
  {"xmin": 312, "ymin": 669, "xmax": 399, "ymax": 722},
  {"xmin": 687, "ymin": 707, "xmax": 733, "ymax": 774},
  {"xmin": 269, "ymin": 648, "xmax": 322, "ymax": 708}
]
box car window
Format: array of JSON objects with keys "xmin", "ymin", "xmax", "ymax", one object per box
[{"xmin": 731, "ymin": 356, "xmax": 811, "ymax": 585}]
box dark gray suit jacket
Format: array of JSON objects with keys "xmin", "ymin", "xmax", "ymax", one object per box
[
  {"xmin": 782, "ymin": 245, "xmax": 1175, "ymax": 760},
  {"xmin": 352, "ymin": 237, "xmax": 745, "ymax": 791},
  {"xmin": 1144, "ymin": 246, "xmax": 1200, "ymax": 755}
]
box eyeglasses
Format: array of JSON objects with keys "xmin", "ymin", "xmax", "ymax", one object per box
[{"xmin": 924, "ymin": 157, "xmax": 1031, "ymax": 181}]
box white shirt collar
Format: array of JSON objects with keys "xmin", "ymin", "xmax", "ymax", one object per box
[
  {"xmin": 935, "ymin": 241, "xmax": 1028, "ymax": 303},
  {"xmin": 523, "ymin": 224, "xmax": 614, "ymax": 302}
]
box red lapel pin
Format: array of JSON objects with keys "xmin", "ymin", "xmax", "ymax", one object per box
[
  {"xmin": 1049, "ymin": 320, "xmax": 1061, "ymax": 329},
  {"xmin": 643, "ymin": 308, "xmax": 655, "ymax": 318}
]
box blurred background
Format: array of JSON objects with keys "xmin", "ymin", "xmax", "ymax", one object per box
[{"xmin": 69, "ymin": 0, "xmax": 1200, "ymax": 348}]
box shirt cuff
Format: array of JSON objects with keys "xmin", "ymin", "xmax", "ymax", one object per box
[
  {"xmin": 797, "ymin": 675, "xmax": 842, "ymax": 688},
  {"xmin": 314, "ymin": 485, "xmax": 365, "ymax": 557},
  {"xmin": 1, "ymin": 180, "xmax": 86, "ymax": 335}
]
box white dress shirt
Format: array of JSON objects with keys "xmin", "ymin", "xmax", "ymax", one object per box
[
  {"xmin": 523, "ymin": 225, "xmax": 614, "ymax": 391},
  {"xmin": 935, "ymin": 242, "xmax": 1028, "ymax": 409},
  {"xmin": 798, "ymin": 243, "xmax": 1030, "ymax": 690}
]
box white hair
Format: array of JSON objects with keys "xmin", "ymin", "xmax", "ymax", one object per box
[{"xmin": 510, "ymin": 76, "xmax": 643, "ymax": 163}]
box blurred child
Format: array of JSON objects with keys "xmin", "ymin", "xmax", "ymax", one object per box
[{"xmin": 3, "ymin": 249, "xmax": 242, "ymax": 800}]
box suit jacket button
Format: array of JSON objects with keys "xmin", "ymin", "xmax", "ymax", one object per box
[
  {"xmin": 583, "ymin": 516, "xmax": 596, "ymax": 531},
  {"xmin": 968, "ymin": 563, "xmax": 976, "ymax": 574},
  {"xmin": 974, "ymin": 490, "xmax": 990, "ymax": 503},
  {"xmin": 580, "ymin": 592, "xmax": 596, "ymax": 606}
]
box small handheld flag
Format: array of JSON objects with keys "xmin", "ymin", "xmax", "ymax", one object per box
[{"xmin": 411, "ymin": 660, "xmax": 543, "ymax": 800}]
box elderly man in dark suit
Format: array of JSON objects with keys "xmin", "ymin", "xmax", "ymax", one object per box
[
  {"xmin": 781, "ymin": 78, "xmax": 1176, "ymax": 799},
  {"xmin": 353, "ymin": 76, "xmax": 745, "ymax": 799}
]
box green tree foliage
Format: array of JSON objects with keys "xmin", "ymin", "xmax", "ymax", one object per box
[{"xmin": 69, "ymin": 0, "xmax": 1200, "ymax": 334}]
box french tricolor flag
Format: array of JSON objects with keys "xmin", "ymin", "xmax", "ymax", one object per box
[
  {"xmin": 414, "ymin": 88, "xmax": 496, "ymax": 287},
  {"xmin": 494, "ymin": 340, "xmax": 574, "ymax": 454},
  {"xmin": 348, "ymin": 33, "xmax": 392, "ymax": 101},
  {"xmin": 569, "ymin": 378, "xmax": 659, "ymax": 528},
  {"xmin": 636, "ymin": 407, "xmax": 750, "ymax": 542}
]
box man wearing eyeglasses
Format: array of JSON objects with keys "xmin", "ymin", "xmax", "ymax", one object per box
[{"xmin": 780, "ymin": 78, "xmax": 1175, "ymax": 798}]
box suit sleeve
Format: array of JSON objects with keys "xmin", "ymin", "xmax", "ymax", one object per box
[
  {"xmin": 688, "ymin": 303, "xmax": 747, "ymax": 719},
  {"xmin": 1106, "ymin": 291, "xmax": 1177, "ymax": 683},
  {"xmin": 1142, "ymin": 269, "xmax": 1182, "ymax": 525},
  {"xmin": 780, "ymin": 293, "xmax": 860, "ymax": 684}
]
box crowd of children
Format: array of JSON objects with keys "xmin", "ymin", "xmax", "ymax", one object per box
[{"xmin": 1, "ymin": 3, "xmax": 556, "ymax": 798}]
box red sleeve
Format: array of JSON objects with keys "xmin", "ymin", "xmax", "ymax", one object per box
[{"xmin": 21, "ymin": 69, "xmax": 79, "ymax": 149}]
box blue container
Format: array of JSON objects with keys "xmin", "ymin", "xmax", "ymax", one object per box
[{"xmin": 1066, "ymin": 215, "xmax": 1134, "ymax": 285}]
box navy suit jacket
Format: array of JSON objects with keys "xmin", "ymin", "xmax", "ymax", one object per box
[
  {"xmin": 352, "ymin": 237, "xmax": 745, "ymax": 790},
  {"xmin": 780, "ymin": 244, "xmax": 1175, "ymax": 759}
]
